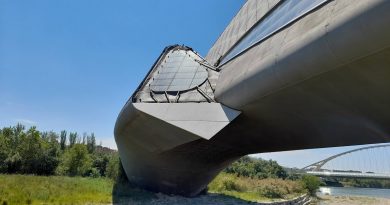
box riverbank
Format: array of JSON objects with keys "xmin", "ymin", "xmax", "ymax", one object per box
[
  {"xmin": 316, "ymin": 186, "xmax": 390, "ymax": 205},
  {"xmin": 0, "ymin": 174, "xmax": 309, "ymax": 205},
  {"xmin": 207, "ymin": 173, "xmax": 308, "ymax": 202},
  {"xmin": 113, "ymin": 193, "xmax": 310, "ymax": 205},
  {"xmin": 318, "ymin": 186, "xmax": 390, "ymax": 199},
  {"xmin": 316, "ymin": 195, "xmax": 390, "ymax": 205}
]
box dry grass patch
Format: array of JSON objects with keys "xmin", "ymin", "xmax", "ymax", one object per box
[{"xmin": 208, "ymin": 173, "xmax": 307, "ymax": 202}]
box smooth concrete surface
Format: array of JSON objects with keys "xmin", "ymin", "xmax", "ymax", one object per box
[
  {"xmin": 115, "ymin": 102, "xmax": 242, "ymax": 195},
  {"xmin": 115, "ymin": 0, "xmax": 390, "ymax": 197},
  {"xmin": 133, "ymin": 103, "xmax": 240, "ymax": 140}
]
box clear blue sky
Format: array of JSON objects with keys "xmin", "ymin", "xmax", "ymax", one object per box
[
  {"xmin": 1, "ymin": 0, "xmax": 387, "ymax": 168},
  {"xmin": 0, "ymin": 0, "xmax": 244, "ymax": 146}
]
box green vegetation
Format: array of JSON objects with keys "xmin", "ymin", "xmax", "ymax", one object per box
[
  {"xmin": 329, "ymin": 178, "xmax": 390, "ymax": 189},
  {"xmin": 208, "ymin": 173, "xmax": 306, "ymax": 202},
  {"xmin": 0, "ymin": 162, "xmax": 155, "ymax": 205},
  {"xmin": 224, "ymin": 156, "xmax": 287, "ymax": 179},
  {"xmin": 0, "ymin": 174, "xmax": 113, "ymax": 205},
  {"xmin": 0, "ymin": 123, "xmax": 119, "ymax": 179},
  {"xmin": 0, "ymin": 123, "xmax": 321, "ymax": 204},
  {"xmin": 208, "ymin": 156, "xmax": 321, "ymax": 202},
  {"xmin": 301, "ymin": 175, "xmax": 321, "ymax": 195},
  {"xmin": 0, "ymin": 124, "xmax": 157, "ymax": 204}
]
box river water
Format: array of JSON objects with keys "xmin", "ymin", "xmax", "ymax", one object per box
[{"xmin": 318, "ymin": 186, "xmax": 390, "ymax": 199}]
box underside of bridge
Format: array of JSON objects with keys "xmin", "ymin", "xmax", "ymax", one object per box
[{"xmin": 115, "ymin": 0, "xmax": 390, "ymax": 196}]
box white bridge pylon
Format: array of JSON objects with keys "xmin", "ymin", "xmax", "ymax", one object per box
[{"xmin": 302, "ymin": 144, "xmax": 390, "ymax": 179}]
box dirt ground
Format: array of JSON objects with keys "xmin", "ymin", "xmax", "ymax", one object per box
[
  {"xmin": 112, "ymin": 192, "xmax": 296, "ymax": 205},
  {"xmin": 316, "ymin": 195, "xmax": 390, "ymax": 205}
]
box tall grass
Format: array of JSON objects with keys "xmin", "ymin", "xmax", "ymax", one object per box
[
  {"xmin": 208, "ymin": 173, "xmax": 307, "ymax": 202},
  {"xmin": 0, "ymin": 174, "xmax": 113, "ymax": 205},
  {"xmin": 0, "ymin": 173, "xmax": 310, "ymax": 204}
]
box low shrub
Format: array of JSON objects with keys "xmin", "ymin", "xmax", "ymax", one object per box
[
  {"xmin": 221, "ymin": 179, "xmax": 242, "ymax": 191},
  {"xmin": 88, "ymin": 168, "xmax": 100, "ymax": 178},
  {"xmin": 300, "ymin": 174, "xmax": 321, "ymax": 195},
  {"xmin": 209, "ymin": 174, "xmax": 244, "ymax": 192},
  {"xmin": 208, "ymin": 173, "xmax": 306, "ymax": 201},
  {"xmin": 258, "ymin": 184, "xmax": 284, "ymax": 198}
]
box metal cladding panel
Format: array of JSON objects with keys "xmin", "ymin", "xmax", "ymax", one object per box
[
  {"xmin": 215, "ymin": 0, "xmax": 390, "ymax": 108},
  {"xmin": 205, "ymin": 0, "xmax": 280, "ymax": 65},
  {"xmin": 132, "ymin": 45, "xmax": 218, "ymax": 103},
  {"xmin": 220, "ymin": 0, "xmax": 330, "ymax": 65},
  {"xmin": 150, "ymin": 50, "xmax": 208, "ymax": 92}
]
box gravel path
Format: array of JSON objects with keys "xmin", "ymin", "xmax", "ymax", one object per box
[
  {"xmin": 113, "ymin": 193, "xmax": 263, "ymax": 205},
  {"xmin": 112, "ymin": 193, "xmax": 304, "ymax": 205}
]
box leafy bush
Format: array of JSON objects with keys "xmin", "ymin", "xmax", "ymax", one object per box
[
  {"xmin": 301, "ymin": 174, "xmax": 321, "ymax": 195},
  {"xmin": 209, "ymin": 173, "xmax": 243, "ymax": 192},
  {"xmin": 258, "ymin": 184, "xmax": 284, "ymax": 198},
  {"xmin": 89, "ymin": 168, "xmax": 101, "ymax": 178},
  {"xmin": 57, "ymin": 144, "xmax": 91, "ymax": 176},
  {"xmin": 0, "ymin": 124, "xmax": 119, "ymax": 179},
  {"xmin": 0, "ymin": 125, "xmax": 60, "ymax": 175},
  {"xmin": 106, "ymin": 154, "xmax": 120, "ymax": 180},
  {"xmin": 221, "ymin": 179, "xmax": 242, "ymax": 191},
  {"xmin": 224, "ymin": 156, "xmax": 287, "ymax": 179},
  {"xmin": 208, "ymin": 173, "xmax": 306, "ymax": 201}
]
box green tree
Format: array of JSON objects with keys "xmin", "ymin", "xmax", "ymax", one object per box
[
  {"xmin": 42, "ymin": 131, "xmax": 61, "ymax": 175},
  {"xmin": 0, "ymin": 130, "xmax": 8, "ymax": 172},
  {"xmin": 106, "ymin": 154, "xmax": 120, "ymax": 180},
  {"xmin": 301, "ymin": 175, "xmax": 321, "ymax": 195},
  {"xmin": 60, "ymin": 130, "xmax": 67, "ymax": 150},
  {"xmin": 91, "ymin": 153, "xmax": 109, "ymax": 177},
  {"xmin": 69, "ymin": 132, "xmax": 77, "ymax": 148},
  {"xmin": 224, "ymin": 156, "xmax": 287, "ymax": 179},
  {"xmin": 263, "ymin": 160, "xmax": 287, "ymax": 179},
  {"xmin": 18, "ymin": 126, "xmax": 43, "ymax": 174},
  {"xmin": 82, "ymin": 132, "xmax": 87, "ymax": 145},
  {"xmin": 41, "ymin": 131, "xmax": 49, "ymax": 140},
  {"xmin": 17, "ymin": 127, "xmax": 59, "ymax": 175},
  {"xmin": 1, "ymin": 125, "xmax": 24, "ymax": 173},
  {"xmin": 87, "ymin": 133, "xmax": 96, "ymax": 153},
  {"xmin": 1, "ymin": 124, "xmax": 115, "ymax": 177},
  {"xmin": 58, "ymin": 144, "xmax": 91, "ymax": 176}
]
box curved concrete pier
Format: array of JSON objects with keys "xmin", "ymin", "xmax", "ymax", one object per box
[{"xmin": 115, "ymin": 0, "xmax": 390, "ymax": 196}]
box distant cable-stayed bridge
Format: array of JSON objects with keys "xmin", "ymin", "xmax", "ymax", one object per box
[{"xmin": 302, "ymin": 144, "xmax": 390, "ymax": 179}]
